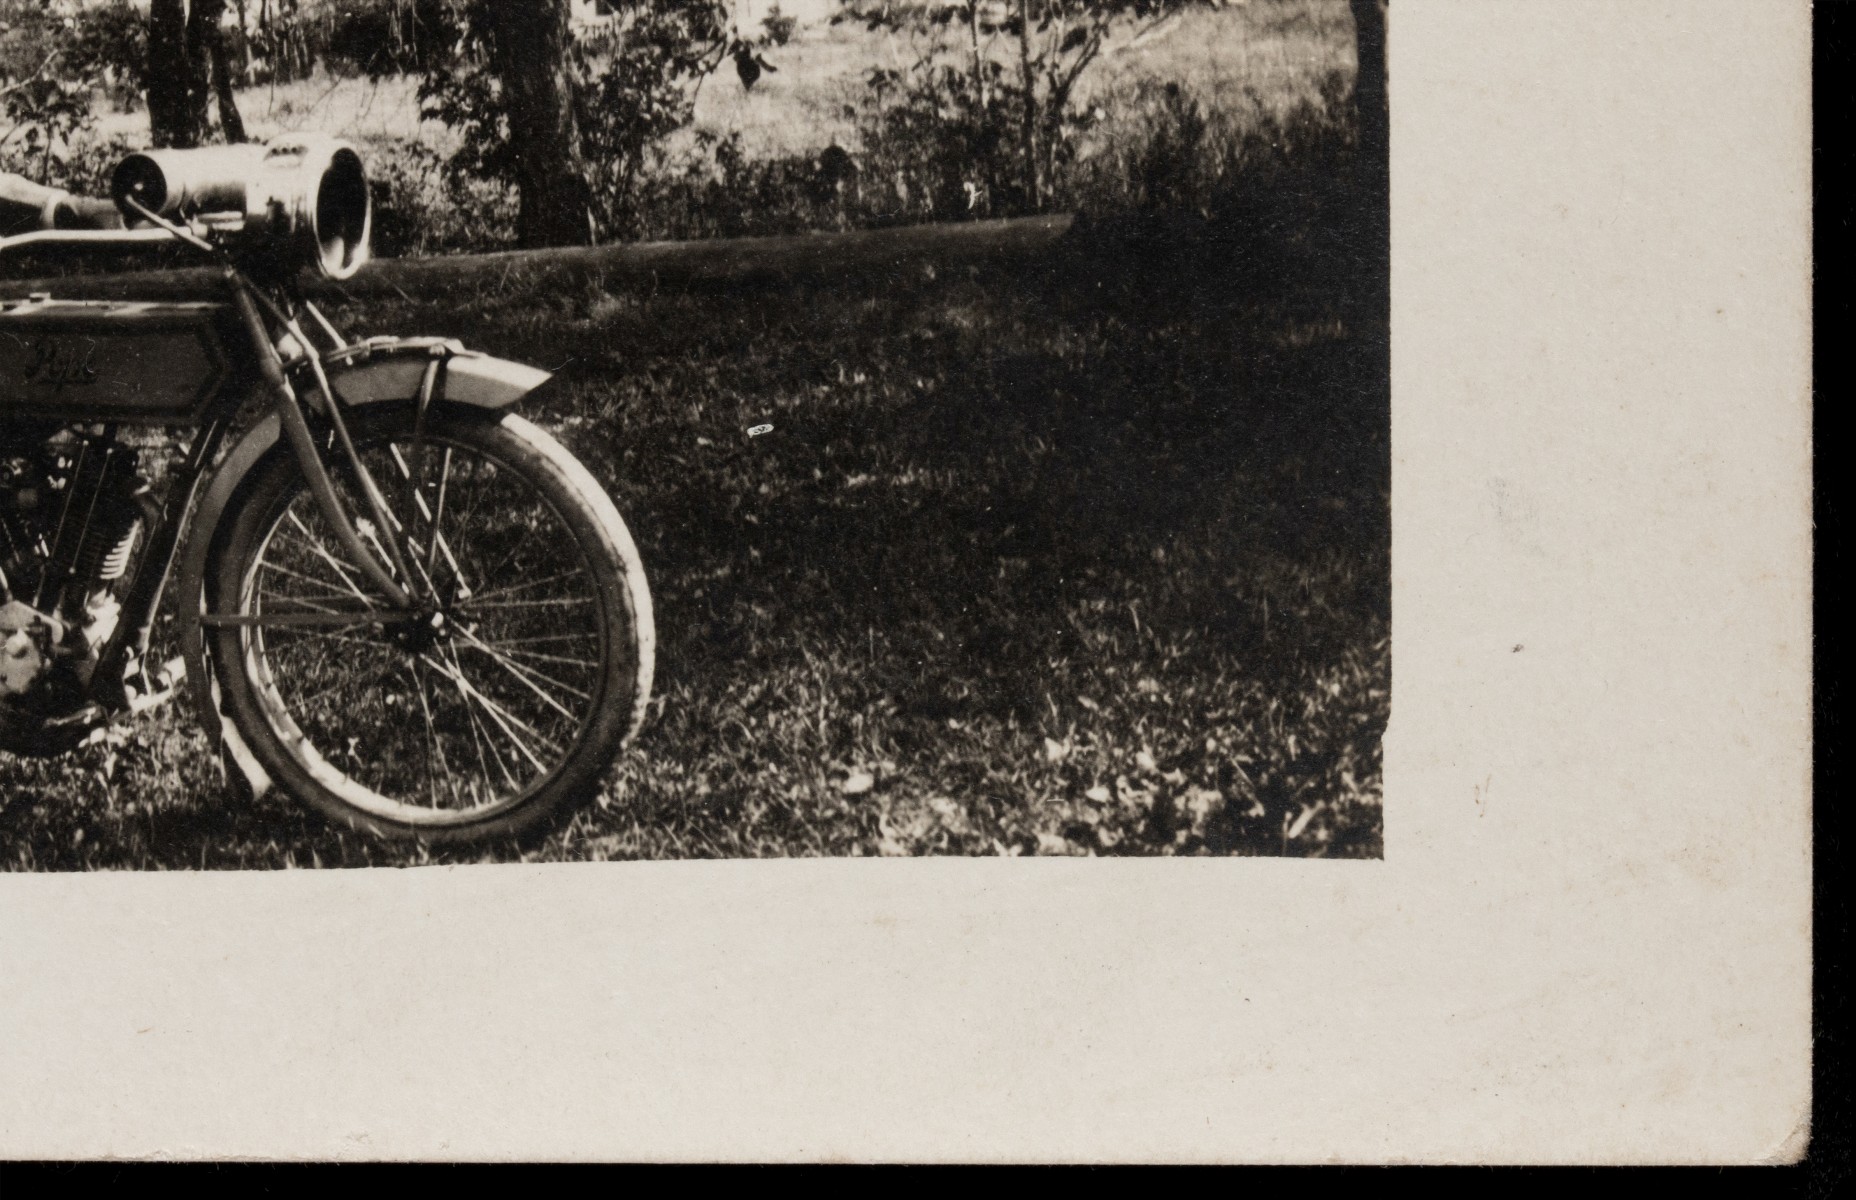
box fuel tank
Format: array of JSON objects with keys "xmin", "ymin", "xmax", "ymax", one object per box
[{"xmin": 0, "ymin": 296, "xmax": 239, "ymax": 425}]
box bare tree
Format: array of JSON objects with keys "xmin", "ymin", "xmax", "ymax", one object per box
[{"xmin": 482, "ymin": 0, "xmax": 595, "ymax": 247}]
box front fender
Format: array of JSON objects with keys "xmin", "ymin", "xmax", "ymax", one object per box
[
  {"xmin": 176, "ymin": 340, "xmax": 552, "ymax": 786},
  {"xmin": 321, "ymin": 337, "xmax": 553, "ymax": 410}
]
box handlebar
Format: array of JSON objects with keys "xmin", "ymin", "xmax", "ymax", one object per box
[
  {"xmin": 0, "ymin": 171, "xmax": 214, "ymax": 260},
  {"xmin": 0, "ymin": 227, "xmax": 182, "ymax": 254},
  {"xmin": 0, "ymin": 173, "xmax": 125, "ymax": 234}
]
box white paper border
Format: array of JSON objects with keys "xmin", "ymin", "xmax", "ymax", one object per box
[{"xmin": 0, "ymin": 0, "xmax": 1812, "ymax": 1164}]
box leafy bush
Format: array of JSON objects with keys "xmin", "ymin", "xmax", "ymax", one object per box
[
  {"xmin": 65, "ymin": 0, "xmax": 148, "ymax": 112},
  {"xmin": 1069, "ymin": 68, "xmax": 1356, "ymax": 216},
  {"xmin": 325, "ymin": 0, "xmax": 463, "ymax": 79},
  {"xmin": 417, "ymin": 0, "xmax": 738, "ymax": 241},
  {"xmin": 0, "ymin": 1, "xmax": 105, "ymax": 179},
  {"xmin": 837, "ymin": 0, "xmax": 1206, "ymax": 212},
  {"xmin": 359, "ymin": 58, "xmax": 1361, "ymax": 252},
  {"xmin": 851, "ymin": 58, "xmax": 1039, "ymax": 221},
  {"xmin": 759, "ymin": 3, "xmax": 798, "ymax": 47},
  {"xmin": 362, "ymin": 134, "xmax": 522, "ymax": 256}
]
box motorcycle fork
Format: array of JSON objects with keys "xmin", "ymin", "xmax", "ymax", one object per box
[{"xmin": 224, "ymin": 275, "xmax": 415, "ymax": 611}]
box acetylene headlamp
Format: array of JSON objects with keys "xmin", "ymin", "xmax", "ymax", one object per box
[{"xmin": 108, "ymin": 134, "xmax": 373, "ymax": 280}]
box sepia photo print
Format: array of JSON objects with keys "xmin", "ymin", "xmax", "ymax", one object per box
[{"xmin": 0, "ymin": 0, "xmax": 1389, "ymax": 867}]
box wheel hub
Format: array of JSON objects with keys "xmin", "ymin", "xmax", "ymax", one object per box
[{"xmin": 385, "ymin": 606, "xmax": 451, "ymax": 655}]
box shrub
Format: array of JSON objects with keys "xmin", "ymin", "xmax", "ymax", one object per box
[
  {"xmin": 851, "ymin": 58, "xmax": 1038, "ymax": 221},
  {"xmin": 362, "ymin": 135, "xmax": 521, "ymax": 256},
  {"xmin": 837, "ymin": 0, "xmax": 1211, "ymax": 213},
  {"xmin": 325, "ymin": 0, "xmax": 463, "ymax": 80},
  {"xmin": 1, "ymin": 131, "xmax": 136, "ymax": 200},
  {"xmin": 66, "ymin": 0, "xmax": 148, "ymax": 112},
  {"xmin": 759, "ymin": 3, "xmax": 798, "ymax": 47},
  {"xmin": 0, "ymin": 1, "xmax": 104, "ymax": 182},
  {"xmin": 417, "ymin": 0, "xmax": 740, "ymax": 241}
]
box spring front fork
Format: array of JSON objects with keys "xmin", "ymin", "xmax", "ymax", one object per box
[{"xmin": 226, "ymin": 277, "xmax": 414, "ymax": 610}]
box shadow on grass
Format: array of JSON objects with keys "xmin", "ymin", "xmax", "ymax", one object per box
[
  {"xmin": 4, "ymin": 204, "xmax": 1389, "ymax": 866},
  {"xmin": 447, "ymin": 211, "xmax": 1388, "ymax": 860}
]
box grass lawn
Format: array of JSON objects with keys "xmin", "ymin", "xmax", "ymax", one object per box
[{"xmin": 0, "ymin": 219, "xmax": 1388, "ymax": 867}]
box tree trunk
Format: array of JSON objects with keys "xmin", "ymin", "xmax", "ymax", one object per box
[
  {"xmin": 483, "ymin": 0, "xmax": 595, "ymax": 248},
  {"xmin": 146, "ymin": 0, "xmax": 194, "ymax": 147},
  {"xmin": 185, "ymin": 1, "xmax": 248, "ymax": 143},
  {"xmin": 209, "ymin": 25, "xmax": 249, "ymax": 143},
  {"xmin": 967, "ymin": 1, "xmax": 989, "ymax": 107},
  {"xmin": 1016, "ymin": 0, "xmax": 1039, "ymax": 209},
  {"xmin": 178, "ymin": 1, "xmax": 221, "ymax": 145},
  {"xmin": 1350, "ymin": 0, "xmax": 1388, "ymax": 190},
  {"xmin": 232, "ymin": 0, "xmax": 255, "ymax": 84},
  {"xmin": 1349, "ymin": 0, "xmax": 1389, "ymax": 312},
  {"xmin": 1348, "ymin": 0, "xmax": 1389, "ymax": 539},
  {"xmin": 149, "ymin": 1, "xmax": 249, "ymax": 147}
]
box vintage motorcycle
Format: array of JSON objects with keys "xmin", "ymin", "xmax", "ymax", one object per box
[{"xmin": 0, "ymin": 135, "xmax": 654, "ymax": 845}]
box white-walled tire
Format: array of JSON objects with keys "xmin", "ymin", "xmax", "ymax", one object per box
[{"xmin": 208, "ymin": 404, "xmax": 653, "ymax": 845}]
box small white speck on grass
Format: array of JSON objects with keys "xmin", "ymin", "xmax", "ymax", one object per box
[
  {"xmin": 840, "ymin": 771, "xmax": 875, "ymax": 795},
  {"xmin": 1285, "ymin": 804, "xmax": 1318, "ymax": 841}
]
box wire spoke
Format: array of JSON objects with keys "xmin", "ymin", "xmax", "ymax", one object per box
[
  {"xmin": 476, "ymin": 632, "xmax": 602, "ymax": 646},
  {"xmin": 466, "ymin": 643, "xmax": 601, "ymax": 670},
  {"xmin": 455, "ymin": 571, "xmax": 590, "ymax": 607},
  {"xmin": 407, "ymin": 658, "xmax": 449, "ymax": 808},
  {"xmin": 258, "ymin": 559, "xmax": 374, "ymax": 602},
  {"xmin": 422, "ymin": 647, "xmax": 561, "ymax": 772},
  {"xmin": 452, "ymin": 636, "xmax": 584, "ymax": 725},
  {"xmin": 283, "ymin": 509, "xmax": 374, "ymax": 606},
  {"xmin": 456, "ymin": 595, "xmax": 597, "ymax": 612},
  {"xmin": 441, "ymin": 645, "xmax": 521, "ymax": 794},
  {"xmin": 254, "ymin": 629, "xmax": 381, "ymax": 650},
  {"xmin": 206, "ymin": 609, "xmax": 387, "ymax": 628},
  {"xmin": 455, "ymin": 628, "xmax": 593, "ymax": 712},
  {"xmin": 426, "ymin": 447, "xmax": 454, "ymax": 576},
  {"xmin": 385, "ymin": 443, "xmax": 468, "ymax": 594}
]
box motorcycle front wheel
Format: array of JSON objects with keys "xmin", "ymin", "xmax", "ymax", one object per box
[{"xmin": 208, "ymin": 404, "xmax": 654, "ymax": 845}]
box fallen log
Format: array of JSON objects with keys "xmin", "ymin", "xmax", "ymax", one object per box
[{"xmin": 0, "ymin": 214, "xmax": 1077, "ymax": 304}]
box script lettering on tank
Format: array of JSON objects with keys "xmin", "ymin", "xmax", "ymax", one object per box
[{"xmin": 22, "ymin": 339, "xmax": 100, "ymax": 392}]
